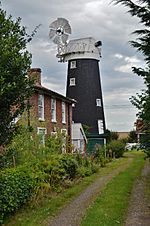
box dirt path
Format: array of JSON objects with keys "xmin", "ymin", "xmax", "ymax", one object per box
[
  {"xmin": 48, "ymin": 158, "xmax": 133, "ymax": 226},
  {"xmin": 125, "ymin": 159, "xmax": 150, "ymax": 226}
]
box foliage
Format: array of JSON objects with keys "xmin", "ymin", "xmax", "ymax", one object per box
[
  {"xmin": 46, "ymin": 130, "xmax": 66, "ymax": 154},
  {"xmin": 0, "ymin": 126, "xmax": 44, "ymax": 168},
  {"xmin": 0, "ymin": 147, "xmax": 16, "ymax": 169},
  {"xmin": 40, "ymin": 157, "xmax": 65, "ymax": 190},
  {"xmin": 0, "ymin": 126, "xmax": 70, "ymax": 169},
  {"xmin": 39, "ymin": 154, "xmax": 78, "ymax": 190},
  {"xmin": 0, "ymin": 4, "xmax": 41, "ymax": 146},
  {"xmin": 107, "ymin": 139, "xmax": 125, "ymax": 158},
  {"xmin": 113, "ymin": 0, "xmax": 150, "ymax": 158},
  {"xmin": 76, "ymin": 154, "xmax": 99, "ymax": 177},
  {"xmin": 94, "ymin": 144, "xmax": 107, "ymax": 167},
  {"xmin": 0, "ymin": 165, "xmax": 35, "ymax": 223},
  {"xmin": 40, "ymin": 154, "xmax": 98, "ymax": 189},
  {"xmin": 3, "ymin": 154, "xmax": 131, "ymax": 226},
  {"xmin": 128, "ymin": 130, "xmax": 137, "ymax": 143},
  {"xmin": 105, "ymin": 129, "xmax": 119, "ymax": 143},
  {"xmin": 0, "ymin": 127, "xmax": 110, "ymax": 223},
  {"xmin": 59, "ymin": 155, "xmax": 78, "ymax": 179}
]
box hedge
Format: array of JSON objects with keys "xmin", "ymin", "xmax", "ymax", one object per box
[{"xmin": 0, "ymin": 165, "xmax": 35, "ymax": 223}]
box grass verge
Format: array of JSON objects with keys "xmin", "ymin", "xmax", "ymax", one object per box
[
  {"xmin": 145, "ymin": 160, "xmax": 150, "ymax": 206},
  {"xmin": 3, "ymin": 155, "xmax": 132, "ymax": 226},
  {"xmin": 81, "ymin": 151, "xmax": 145, "ymax": 226}
]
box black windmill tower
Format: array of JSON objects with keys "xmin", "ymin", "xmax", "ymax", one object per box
[{"xmin": 49, "ymin": 18, "xmax": 106, "ymax": 151}]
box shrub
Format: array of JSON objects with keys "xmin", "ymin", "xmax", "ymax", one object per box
[
  {"xmin": 91, "ymin": 161, "xmax": 99, "ymax": 173},
  {"xmin": 2, "ymin": 127, "xmax": 59, "ymax": 169},
  {"xmin": 0, "ymin": 165, "xmax": 35, "ymax": 223},
  {"xmin": 75, "ymin": 153, "xmax": 83, "ymax": 166},
  {"xmin": 39, "ymin": 154, "xmax": 78, "ymax": 190},
  {"xmin": 40, "ymin": 156, "xmax": 65, "ymax": 189},
  {"xmin": 77, "ymin": 166, "xmax": 92, "ymax": 177},
  {"xmin": 3, "ymin": 127, "xmax": 42, "ymax": 167},
  {"xmin": 94, "ymin": 145, "xmax": 107, "ymax": 167},
  {"xmin": 46, "ymin": 131, "xmax": 65, "ymax": 154},
  {"xmin": 0, "ymin": 148, "xmax": 17, "ymax": 169},
  {"xmin": 107, "ymin": 140, "xmax": 125, "ymax": 158},
  {"xmin": 58, "ymin": 155, "xmax": 78, "ymax": 179},
  {"xmin": 76, "ymin": 154, "xmax": 99, "ymax": 177}
]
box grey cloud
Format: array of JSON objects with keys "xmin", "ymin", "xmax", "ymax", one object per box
[{"xmin": 1, "ymin": 0, "xmax": 145, "ymax": 131}]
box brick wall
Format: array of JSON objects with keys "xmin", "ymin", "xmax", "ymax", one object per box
[
  {"xmin": 29, "ymin": 90, "xmax": 71, "ymax": 138},
  {"xmin": 27, "ymin": 68, "xmax": 73, "ymax": 141}
]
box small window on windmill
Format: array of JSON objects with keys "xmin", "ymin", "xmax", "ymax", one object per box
[
  {"xmin": 70, "ymin": 78, "xmax": 76, "ymax": 86},
  {"xmin": 70, "ymin": 61, "xmax": 76, "ymax": 69},
  {"xmin": 98, "ymin": 120, "xmax": 104, "ymax": 135},
  {"xmin": 96, "ymin": 98, "xmax": 101, "ymax": 107}
]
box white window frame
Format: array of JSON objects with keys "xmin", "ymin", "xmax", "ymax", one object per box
[
  {"xmin": 70, "ymin": 78, "xmax": 76, "ymax": 86},
  {"xmin": 38, "ymin": 94, "xmax": 44, "ymax": 121},
  {"xmin": 62, "ymin": 101, "xmax": 66, "ymax": 124},
  {"xmin": 70, "ymin": 60, "xmax": 76, "ymax": 69},
  {"xmin": 98, "ymin": 119, "xmax": 104, "ymax": 134},
  {"xmin": 61, "ymin": 128, "xmax": 67, "ymax": 135},
  {"xmin": 37, "ymin": 127, "xmax": 47, "ymax": 145},
  {"xmin": 96, "ymin": 98, "xmax": 101, "ymax": 107},
  {"xmin": 51, "ymin": 98, "xmax": 56, "ymax": 122}
]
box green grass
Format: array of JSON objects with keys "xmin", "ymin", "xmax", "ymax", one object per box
[
  {"xmin": 3, "ymin": 156, "xmax": 132, "ymax": 226},
  {"xmin": 81, "ymin": 151, "xmax": 145, "ymax": 226}
]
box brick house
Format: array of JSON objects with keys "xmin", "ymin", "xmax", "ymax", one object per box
[{"xmin": 27, "ymin": 68, "xmax": 75, "ymax": 145}]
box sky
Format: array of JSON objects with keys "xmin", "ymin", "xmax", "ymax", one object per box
[{"xmin": 1, "ymin": 0, "xmax": 145, "ymax": 132}]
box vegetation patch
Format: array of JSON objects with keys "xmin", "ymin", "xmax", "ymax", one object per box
[
  {"xmin": 0, "ymin": 165, "xmax": 35, "ymax": 224},
  {"xmin": 3, "ymin": 156, "xmax": 130, "ymax": 226},
  {"xmin": 81, "ymin": 152, "xmax": 145, "ymax": 226}
]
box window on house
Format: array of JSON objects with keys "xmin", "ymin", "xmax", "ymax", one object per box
[
  {"xmin": 37, "ymin": 127, "xmax": 47, "ymax": 145},
  {"xmin": 38, "ymin": 94, "xmax": 44, "ymax": 120},
  {"xmin": 61, "ymin": 128, "xmax": 67, "ymax": 135},
  {"xmin": 96, "ymin": 98, "xmax": 101, "ymax": 107},
  {"xmin": 98, "ymin": 119, "xmax": 104, "ymax": 134},
  {"xmin": 51, "ymin": 98, "xmax": 56, "ymax": 122},
  {"xmin": 70, "ymin": 60, "xmax": 76, "ymax": 69},
  {"xmin": 70, "ymin": 78, "xmax": 76, "ymax": 86},
  {"xmin": 62, "ymin": 102, "xmax": 66, "ymax": 123}
]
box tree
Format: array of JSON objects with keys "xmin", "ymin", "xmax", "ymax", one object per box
[
  {"xmin": 105, "ymin": 129, "xmax": 119, "ymax": 143},
  {"xmin": 113, "ymin": 0, "xmax": 150, "ymax": 157},
  {"xmin": 128, "ymin": 130, "xmax": 137, "ymax": 143},
  {"xmin": 0, "ymin": 4, "xmax": 38, "ymax": 146}
]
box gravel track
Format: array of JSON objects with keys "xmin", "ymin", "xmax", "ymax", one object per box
[
  {"xmin": 48, "ymin": 159, "xmax": 133, "ymax": 226},
  {"xmin": 125, "ymin": 159, "xmax": 150, "ymax": 226}
]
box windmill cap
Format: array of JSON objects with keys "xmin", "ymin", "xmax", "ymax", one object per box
[{"xmin": 62, "ymin": 37, "xmax": 102, "ymax": 61}]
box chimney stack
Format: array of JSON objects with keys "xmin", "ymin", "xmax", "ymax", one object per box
[{"xmin": 29, "ymin": 68, "xmax": 42, "ymax": 86}]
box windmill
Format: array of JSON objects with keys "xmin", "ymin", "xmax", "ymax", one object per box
[
  {"xmin": 49, "ymin": 18, "xmax": 71, "ymax": 61},
  {"xmin": 49, "ymin": 18, "xmax": 106, "ymax": 151}
]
